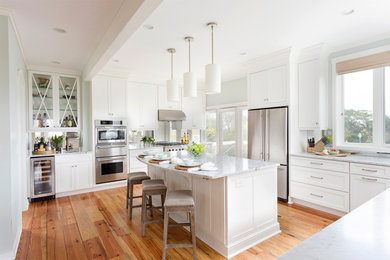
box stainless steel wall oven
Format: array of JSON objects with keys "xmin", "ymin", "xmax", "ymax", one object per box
[{"xmin": 95, "ymin": 120, "xmax": 127, "ymax": 184}]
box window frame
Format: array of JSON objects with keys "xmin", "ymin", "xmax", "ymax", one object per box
[
  {"xmin": 333, "ymin": 46, "xmax": 390, "ymax": 152},
  {"xmin": 206, "ymin": 105, "xmax": 248, "ymax": 157}
]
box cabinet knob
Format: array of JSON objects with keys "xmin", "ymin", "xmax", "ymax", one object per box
[
  {"xmin": 264, "ymin": 98, "xmax": 267, "ymax": 101},
  {"xmin": 315, "ymin": 122, "xmax": 319, "ymax": 125}
]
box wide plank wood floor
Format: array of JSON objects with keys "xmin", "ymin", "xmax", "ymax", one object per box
[{"xmin": 16, "ymin": 186, "xmax": 339, "ymax": 259}]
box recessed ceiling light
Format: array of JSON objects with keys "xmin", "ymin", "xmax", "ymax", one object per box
[
  {"xmin": 53, "ymin": 27, "xmax": 67, "ymax": 33},
  {"xmin": 240, "ymin": 52, "xmax": 247, "ymax": 56},
  {"xmin": 342, "ymin": 9, "xmax": 355, "ymax": 15},
  {"xmin": 51, "ymin": 61, "xmax": 61, "ymax": 64},
  {"xmin": 113, "ymin": 59, "xmax": 120, "ymax": 63},
  {"xmin": 143, "ymin": 24, "xmax": 154, "ymax": 30}
]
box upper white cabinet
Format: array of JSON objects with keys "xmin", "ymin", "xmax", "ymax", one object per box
[
  {"xmin": 29, "ymin": 71, "xmax": 80, "ymax": 131},
  {"xmin": 247, "ymin": 49, "xmax": 291, "ymax": 109},
  {"xmin": 248, "ymin": 65, "xmax": 288, "ymax": 109},
  {"xmin": 158, "ymin": 85, "xmax": 182, "ymax": 110},
  {"xmin": 297, "ymin": 44, "xmax": 328, "ymax": 130},
  {"xmin": 127, "ymin": 83, "xmax": 158, "ymax": 130},
  {"xmin": 182, "ymin": 90, "xmax": 206, "ymax": 129},
  {"xmin": 91, "ymin": 76, "xmax": 127, "ymax": 118}
]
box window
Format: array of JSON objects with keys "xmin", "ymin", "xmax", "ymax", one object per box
[
  {"xmin": 343, "ymin": 70, "xmax": 373, "ymax": 144},
  {"xmin": 241, "ymin": 109, "xmax": 248, "ymax": 158},
  {"xmin": 385, "ymin": 67, "xmax": 390, "ymax": 144},
  {"xmin": 336, "ymin": 62, "xmax": 390, "ymax": 150},
  {"xmin": 206, "ymin": 111, "xmax": 217, "ymax": 154},
  {"xmin": 221, "ymin": 109, "xmax": 236, "ymax": 156}
]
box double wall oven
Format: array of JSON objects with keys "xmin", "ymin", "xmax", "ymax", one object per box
[{"xmin": 95, "ymin": 120, "xmax": 127, "ymax": 184}]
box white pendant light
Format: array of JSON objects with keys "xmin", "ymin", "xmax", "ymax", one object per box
[
  {"xmin": 166, "ymin": 48, "xmax": 179, "ymax": 102},
  {"xmin": 183, "ymin": 36, "xmax": 197, "ymax": 97},
  {"xmin": 205, "ymin": 22, "xmax": 221, "ymax": 94}
]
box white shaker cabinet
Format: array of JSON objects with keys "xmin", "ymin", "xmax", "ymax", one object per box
[
  {"xmin": 92, "ymin": 76, "xmax": 127, "ymax": 118},
  {"xmin": 248, "ymin": 65, "xmax": 288, "ymax": 109},
  {"xmin": 297, "ymin": 44, "xmax": 328, "ymax": 130},
  {"xmin": 55, "ymin": 153, "xmax": 92, "ymax": 193},
  {"xmin": 127, "ymin": 83, "xmax": 158, "ymax": 130},
  {"xmin": 158, "ymin": 85, "xmax": 182, "ymax": 110},
  {"xmin": 182, "ymin": 91, "xmax": 206, "ymax": 130},
  {"xmin": 350, "ymin": 174, "xmax": 390, "ymax": 210}
]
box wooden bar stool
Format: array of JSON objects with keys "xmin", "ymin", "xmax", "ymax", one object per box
[
  {"xmin": 162, "ymin": 190, "xmax": 196, "ymax": 260},
  {"xmin": 126, "ymin": 172, "xmax": 151, "ymax": 219},
  {"xmin": 141, "ymin": 179, "xmax": 167, "ymax": 237}
]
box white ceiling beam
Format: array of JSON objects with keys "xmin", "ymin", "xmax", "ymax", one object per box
[{"xmin": 82, "ymin": 0, "xmax": 162, "ymax": 81}]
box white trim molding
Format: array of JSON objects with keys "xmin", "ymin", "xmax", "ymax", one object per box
[{"xmin": 0, "ymin": 7, "xmax": 28, "ymax": 67}]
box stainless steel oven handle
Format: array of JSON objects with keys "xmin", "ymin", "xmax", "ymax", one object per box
[
  {"xmin": 96, "ymin": 145, "xmax": 127, "ymax": 149},
  {"xmin": 96, "ymin": 156, "xmax": 127, "ymax": 162}
]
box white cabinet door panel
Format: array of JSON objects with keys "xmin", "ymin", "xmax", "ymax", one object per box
[
  {"xmin": 298, "ymin": 59, "xmax": 320, "ymax": 129},
  {"xmin": 141, "ymin": 85, "xmax": 158, "ymax": 129},
  {"xmin": 73, "ymin": 161, "xmax": 92, "ymax": 190},
  {"xmin": 350, "ymin": 174, "xmax": 390, "ymax": 210},
  {"xmin": 55, "ymin": 163, "xmax": 73, "ymax": 193},
  {"xmin": 109, "ymin": 78, "xmax": 127, "ymax": 117},
  {"xmin": 248, "ymin": 70, "xmax": 268, "ymax": 109},
  {"xmin": 92, "ymin": 77, "xmax": 110, "ymax": 117},
  {"xmin": 267, "ymin": 65, "xmax": 287, "ymax": 104}
]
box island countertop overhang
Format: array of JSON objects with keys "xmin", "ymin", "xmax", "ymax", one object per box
[{"xmin": 136, "ymin": 152, "xmax": 279, "ymax": 179}]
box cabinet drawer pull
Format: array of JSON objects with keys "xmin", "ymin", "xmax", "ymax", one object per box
[
  {"xmin": 310, "ymin": 193, "xmax": 324, "ymax": 198},
  {"xmin": 362, "ymin": 177, "xmax": 378, "ymax": 182},
  {"xmin": 310, "ymin": 175, "xmax": 324, "ymax": 180},
  {"xmin": 362, "ymin": 168, "xmax": 377, "ymax": 173},
  {"xmin": 310, "ymin": 162, "xmax": 323, "ymax": 166}
]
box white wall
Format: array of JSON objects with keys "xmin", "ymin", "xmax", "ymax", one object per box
[
  {"xmin": 0, "ymin": 15, "xmax": 27, "ymax": 259},
  {"xmin": 206, "ymin": 77, "xmax": 247, "ymax": 107}
]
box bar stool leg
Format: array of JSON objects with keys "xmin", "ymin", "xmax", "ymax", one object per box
[
  {"xmin": 190, "ymin": 209, "xmax": 197, "ymax": 260},
  {"xmin": 129, "ymin": 183, "xmax": 134, "ymax": 219},
  {"xmin": 162, "ymin": 210, "xmax": 169, "ymax": 260},
  {"xmin": 126, "ymin": 178, "xmax": 129, "ymax": 209},
  {"xmin": 149, "ymin": 195, "xmax": 153, "ymax": 217},
  {"xmin": 142, "ymin": 192, "xmax": 147, "ymax": 237},
  {"xmin": 161, "ymin": 191, "xmax": 166, "ymax": 217}
]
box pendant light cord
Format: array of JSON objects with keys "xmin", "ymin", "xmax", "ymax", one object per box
[
  {"xmin": 188, "ymin": 40, "xmax": 191, "ymax": 72},
  {"xmin": 211, "ymin": 24, "xmax": 214, "ymax": 64},
  {"xmin": 171, "ymin": 52, "xmax": 173, "ymax": 80}
]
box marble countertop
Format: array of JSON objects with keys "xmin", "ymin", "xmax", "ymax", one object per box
[
  {"xmin": 137, "ymin": 151, "xmax": 279, "ymax": 179},
  {"xmin": 128, "ymin": 143, "xmax": 163, "ymax": 150},
  {"xmin": 291, "ymin": 152, "xmax": 390, "ymax": 167},
  {"xmin": 278, "ymin": 188, "xmax": 390, "ymax": 260}
]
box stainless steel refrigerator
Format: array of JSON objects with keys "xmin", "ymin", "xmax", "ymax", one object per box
[{"xmin": 248, "ymin": 107, "xmax": 288, "ymax": 201}]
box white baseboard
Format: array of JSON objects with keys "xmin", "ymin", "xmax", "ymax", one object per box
[
  {"xmin": 291, "ymin": 198, "xmax": 347, "ymax": 217},
  {"xmin": 196, "ymin": 222, "xmax": 281, "ymax": 259},
  {"xmin": 56, "ymin": 180, "xmax": 127, "ymax": 198}
]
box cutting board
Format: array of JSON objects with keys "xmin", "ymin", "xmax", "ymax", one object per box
[
  {"xmin": 314, "ymin": 152, "xmax": 350, "ymax": 157},
  {"xmin": 148, "ymin": 159, "xmax": 170, "ymax": 164},
  {"xmin": 174, "ymin": 164, "xmax": 201, "ymax": 171},
  {"xmin": 32, "ymin": 150, "xmax": 55, "ymax": 155}
]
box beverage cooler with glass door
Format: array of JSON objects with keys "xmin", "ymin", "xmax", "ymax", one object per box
[{"xmin": 30, "ymin": 156, "xmax": 55, "ymax": 201}]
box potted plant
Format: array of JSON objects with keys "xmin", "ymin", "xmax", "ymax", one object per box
[
  {"xmin": 141, "ymin": 136, "xmax": 155, "ymax": 147},
  {"xmin": 51, "ymin": 135, "xmax": 64, "ymax": 153}
]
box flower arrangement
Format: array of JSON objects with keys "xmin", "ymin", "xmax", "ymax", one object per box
[{"xmin": 187, "ymin": 143, "xmax": 206, "ymax": 158}]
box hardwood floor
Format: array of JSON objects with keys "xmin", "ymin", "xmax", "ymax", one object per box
[{"xmin": 16, "ymin": 186, "xmax": 339, "ymax": 259}]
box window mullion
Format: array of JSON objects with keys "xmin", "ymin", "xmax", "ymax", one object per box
[{"xmin": 373, "ymin": 68, "xmax": 384, "ymax": 146}]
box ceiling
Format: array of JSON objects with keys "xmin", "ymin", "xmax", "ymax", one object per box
[
  {"xmin": 104, "ymin": 0, "xmax": 390, "ymax": 85},
  {"xmin": 0, "ymin": 0, "xmax": 125, "ymax": 72}
]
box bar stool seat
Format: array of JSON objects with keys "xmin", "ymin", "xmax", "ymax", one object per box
[
  {"xmin": 163, "ymin": 190, "xmax": 197, "ymax": 260},
  {"xmin": 126, "ymin": 172, "xmax": 151, "ymax": 219},
  {"xmin": 141, "ymin": 179, "xmax": 167, "ymax": 237}
]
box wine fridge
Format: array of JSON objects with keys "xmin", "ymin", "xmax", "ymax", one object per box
[{"xmin": 30, "ymin": 156, "xmax": 55, "ymax": 201}]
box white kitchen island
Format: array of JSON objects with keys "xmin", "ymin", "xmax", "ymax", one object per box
[{"xmin": 137, "ymin": 153, "xmax": 280, "ymax": 258}]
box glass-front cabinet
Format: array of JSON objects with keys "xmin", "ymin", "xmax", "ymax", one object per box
[{"xmin": 29, "ymin": 71, "xmax": 80, "ymax": 130}]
